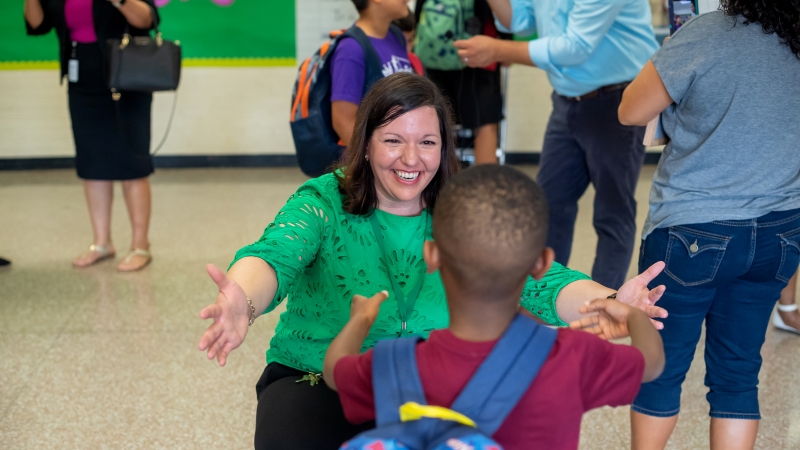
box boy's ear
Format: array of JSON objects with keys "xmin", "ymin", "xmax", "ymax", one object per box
[
  {"xmin": 423, "ymin": 240, "xmax": 440, "ymax": 274},
  {"xmin": 530, "ymin": 247, "xmax": 555, "ymax": 281}
]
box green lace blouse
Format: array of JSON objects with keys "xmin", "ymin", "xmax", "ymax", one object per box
[{"xmin": 232, "ymin": 173, "xmax": 590, "ymax": 373}]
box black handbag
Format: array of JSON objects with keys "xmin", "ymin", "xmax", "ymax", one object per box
[{"xmin": 106, "ymin": 9, "xmax": 181, "ymax": 100}]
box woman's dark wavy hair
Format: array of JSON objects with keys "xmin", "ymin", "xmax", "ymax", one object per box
[
  {"xmin": 721, "ymin": 0, "xmax": 800, "ymax": 58},
  {"xmin": 336, "ymin": 72, "xmax": 460, "ymax": 216}
]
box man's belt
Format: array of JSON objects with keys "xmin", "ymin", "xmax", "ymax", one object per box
[{"xmin": 561, "ymin": 82, "xmax": 632, "ymax": 102}]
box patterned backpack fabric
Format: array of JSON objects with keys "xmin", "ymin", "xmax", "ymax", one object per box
[
  {"xmin": 341, "ymin": 314, "xmax": 557, "ymax": 450},
  {"xmin": 290, "ymin": 26, "xmax": 403, "ymax": 178},
  {"xmin": 414, "ymin": 0, "xmax": 475, "ymax": 71}
]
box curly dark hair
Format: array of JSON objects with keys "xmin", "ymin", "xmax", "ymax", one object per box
[
  {"xmin": 336, "ymin": 73, "xmax": 459, "ymax": 216},
  {"xmin": 721, "ymin": 0, "xmax": 800, "ymax": 58}
]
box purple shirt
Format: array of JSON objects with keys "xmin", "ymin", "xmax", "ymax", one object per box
[
  {"xmin": 330, "ymin": 29, "xmax": 413, "ymax": 105},
  {"xmin": 65, "ymin": 0, "xmax": 97, "ymax": 43}
]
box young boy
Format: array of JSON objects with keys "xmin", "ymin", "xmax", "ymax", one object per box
[
  {"xmin": 323, "ymin": 165, "xmax": 665, "ymax": 449},
  {"xmin": 331, "ymin": 0, "xmax": 414, "ymax": 146}
]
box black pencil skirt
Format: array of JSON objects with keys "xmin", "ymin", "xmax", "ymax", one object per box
[
  {"xmin": 68, "ymin": 42, "xmax": 153, "ymax": 180},
  {"xmin": 427, "ymin": 67, "xmax": 504, "ymax": 130}
]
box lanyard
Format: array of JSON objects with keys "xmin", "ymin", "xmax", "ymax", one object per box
[{"xmin": 369, "ymin": 211, "xmax": 429, "ymax": 336}]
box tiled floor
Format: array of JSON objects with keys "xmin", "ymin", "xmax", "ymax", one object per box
[{"xmin": 1, "ymin": 166, "xmax": 799, "ymax": 449}]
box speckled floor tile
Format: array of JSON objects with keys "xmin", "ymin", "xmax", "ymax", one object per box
[
  {"xmin": 578, "ymin": 407, "xmax": 627, "ymax": 449},
  {"xmin": 0, "ymin": 333, "xmax": 59, "ymax": 417},
  {"xmin": 2, "ymin": 167, "xmax": 800, "ymax": 449}
]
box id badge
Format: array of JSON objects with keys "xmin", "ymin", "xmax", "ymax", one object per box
[{"xmin": 68, "ymin": 59, "xmax": 79, "ymax": 83}]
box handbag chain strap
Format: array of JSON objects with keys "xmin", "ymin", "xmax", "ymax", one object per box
[{"xmin": 151, "ymin": 91, "xmax": 178, "ymax": 156}]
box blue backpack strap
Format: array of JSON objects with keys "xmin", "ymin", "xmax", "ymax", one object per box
[
  {"xmin": 450, "ymin": 314, "xmax": 558, "ymax": 436},
  {"xmin": 371, "ymin": 337, "xmax": 427, "ymax": 426},
  {"xmin": 341, "ymin": 26, "xmax": 385, "ymax": 96}
]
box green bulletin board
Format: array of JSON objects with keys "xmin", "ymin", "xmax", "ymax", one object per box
[{"xmin": 0, "ymin": 0, "xmax": 296, "ymax": 69}]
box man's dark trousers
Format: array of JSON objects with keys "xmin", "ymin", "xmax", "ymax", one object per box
[{"xmin": 537, "ymin": 89, "xmax": 646, "ymax": 289}]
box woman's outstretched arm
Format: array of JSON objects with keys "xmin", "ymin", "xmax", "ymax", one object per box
[
  {"xmin": 557, "ymin": 261, "xmax": 667, "ymax": 326},
  {"xmin": 520, "ymin": 261, "xmax": 667, "ymax": 328},
  {"xmin": 198, "ymin": 259, "xmax": 278, "ymax": 367},
  {"xmin": 198, "ymin": 183, "xmax": 330, "ymax": 366}
]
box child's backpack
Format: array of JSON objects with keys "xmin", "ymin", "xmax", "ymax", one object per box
[
  {"xmin": 341, "ymin": 314, "xmax": 557, "ymax": 450},
  {"xmin": 290, "ymin": 26, "xmax": 404, "ymax": 178},
  {"xmin": 415, "ymin": 0, "xmax": 476, "ymax": 71}
]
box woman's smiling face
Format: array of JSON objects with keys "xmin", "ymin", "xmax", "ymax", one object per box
[{"xmin": 368, "ymin": 106, "xmax": 442, "ymax": 215}]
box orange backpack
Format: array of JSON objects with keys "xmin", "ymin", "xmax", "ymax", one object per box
[{"xmin": 290, "ymin": 25, "xmax": 404, "ymax": 177}]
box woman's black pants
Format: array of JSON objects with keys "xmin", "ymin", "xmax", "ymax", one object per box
[{"xmin": 254, "ymin": 363, "xmax": 375, "ymax": 449}]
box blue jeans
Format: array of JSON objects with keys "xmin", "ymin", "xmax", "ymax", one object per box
[{"xmin": 632, "ymin": 209, "xmax": 800, "ymax": 419}]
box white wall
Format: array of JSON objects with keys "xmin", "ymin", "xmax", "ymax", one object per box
[
  {"xmin": 0, "ymin": 65, "xmax": 556, "ymax": 159},
  {"xmin": 698, "ymin": 0, "xmax": 720, "ymax": 14}
]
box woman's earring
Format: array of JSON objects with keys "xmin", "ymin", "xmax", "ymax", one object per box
[{"xmin": 365, "ymin": 154, "xmax": 370, "ymax": 161}]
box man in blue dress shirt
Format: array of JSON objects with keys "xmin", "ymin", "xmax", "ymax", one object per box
[{"xmin": 455, "ymin": 0, "xmax": 659, "ymax": 289}]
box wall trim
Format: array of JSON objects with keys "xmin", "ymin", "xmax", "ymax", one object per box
[
  {"xmin": 0, "ymin": 155, "xmax": 297, "ymax": 171},
  {"xmin": 0, "ymin": 58, "xmax": 296, "ymax": 71},
  {"xmin": 0, "ymin": 152, "xmax": 662, "ymax": 171}
]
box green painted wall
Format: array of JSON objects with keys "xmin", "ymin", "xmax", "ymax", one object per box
[{"xmin": 0, "ymin": 0, "xmax": 295, "ymax": 65}]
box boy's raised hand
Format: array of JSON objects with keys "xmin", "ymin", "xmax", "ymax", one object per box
[
  {"xmin": 350, "ymin": 290, "xmax": 390, "ymax": 325},
  {"xmin": 323, "ymin": 290, "xmax": 390, "ymax": 391},
  {"xmin": 569, "ymin": 299, "xmax": 640, "ymax": 340}
]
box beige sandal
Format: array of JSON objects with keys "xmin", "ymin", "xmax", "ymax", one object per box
[
  {"xmin": 73, "ymin": 244, "xmax": 115, "ymax": 268},
  {"xmin": 117, "ymin": 248, "xmax": 152, "ymax": 272}
]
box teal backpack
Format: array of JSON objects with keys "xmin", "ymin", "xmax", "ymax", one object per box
[{"xmin": 415, "ymin": 0, "xmax": 476, "ymax": 71}]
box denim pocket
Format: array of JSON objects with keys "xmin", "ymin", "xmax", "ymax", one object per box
[
  {"xmin": 776, "ymin": 227, "xmax": 800, "ymax": 282},
  {"xmin": 665, "ymin": 226, "xmax": 730, "ymax": 286}
]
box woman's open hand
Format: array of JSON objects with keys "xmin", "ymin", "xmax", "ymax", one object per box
[
  {"xmin": 198, "ymin": 264, "xmax": 251, "ymax": 366},
  {"xmin": 616, "ymin": 261, "xmax": 668, "ymax": 329}
]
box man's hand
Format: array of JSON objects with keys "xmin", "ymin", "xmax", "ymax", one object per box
[
  {"xmin": 569, "ymin": 299, "xmax": 639, "ymax": 340},
  {"xmin": 454, "ymin": 36, "xmax": 500, "ymax": 68},
  {"xmin": 616, "ymin": 261, "xmax": 668, "ymax": 329},
  {"xmin": 455, "ymin": 36, "xmax": 535, "ymax": 68}
]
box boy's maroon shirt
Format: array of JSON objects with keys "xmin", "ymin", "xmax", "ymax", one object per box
[{"xmin": 334, "ymin": 328, "xmax": 644, "ymax": 450}]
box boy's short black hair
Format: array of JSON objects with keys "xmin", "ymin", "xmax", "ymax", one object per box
[
  {"xmin": 393, "ymin": 8, "xmax": 416, "ymax": 32},
  {"xmin": 351, "ymin": 0, "xmax": 369, "ymax": 12},
  {"xmin": 432, "ymin": 165, "xmax": 549, "ymax": 298}
]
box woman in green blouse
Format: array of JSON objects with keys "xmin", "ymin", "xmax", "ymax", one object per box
[{"xmin": 198, "ymin": 73, "xmax": 667, "ymax": 449}]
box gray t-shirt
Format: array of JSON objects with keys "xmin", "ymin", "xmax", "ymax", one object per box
[{"xmin": 643, "ymin": 11, "xmax": 800, "ymax": 238}]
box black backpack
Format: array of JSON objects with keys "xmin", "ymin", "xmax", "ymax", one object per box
[{"xmin": 290, "ymin": 26, "xmax": 404, "ymax": 177}]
